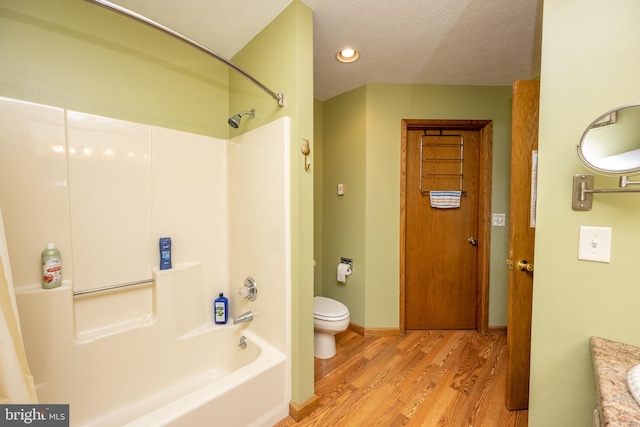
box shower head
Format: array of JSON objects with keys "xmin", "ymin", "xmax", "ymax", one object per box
[{"xmin": 228, "ymin": 109, "xmax": 255, "ymax": 128}]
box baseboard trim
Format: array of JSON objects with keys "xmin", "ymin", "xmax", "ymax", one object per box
[
  {"xmin": 364, "ymin": 327, "xmax": 401, "ymax": 337},
  {"xmin": 348, "ymin": 322, "xmax": 365, "ymax": 336},
  {"xmin": 289, "ymin": 395, "xmax": 319, "ymax": 422},
  {"xmin": 488, "ymin": 326, "xmax": 507, "ymax": 335},
  {"xmin": 348, "ymin": 322, "xmax": 401, "ymax": 337}
]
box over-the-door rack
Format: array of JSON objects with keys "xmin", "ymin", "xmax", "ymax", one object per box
[{"xmin": 419, "ymin": 130, "xmax": 466, "ymax": 195}]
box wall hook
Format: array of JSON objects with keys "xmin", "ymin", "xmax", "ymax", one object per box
[{"xmin": 301, "ymin": 139, "xmax": 311, "ymax": 171}]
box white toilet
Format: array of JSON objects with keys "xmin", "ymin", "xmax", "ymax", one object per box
[{"xmin": 313, "ymin": 296, "xmax": 350, "ymax": 359}]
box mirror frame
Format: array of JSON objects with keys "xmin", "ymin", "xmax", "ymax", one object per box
[{"xmin": 576, "ymin": 102, "xmax": 640, "ymax": 176}]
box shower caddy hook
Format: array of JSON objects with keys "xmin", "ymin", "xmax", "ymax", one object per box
[{"xmin": 301, "ymin": 139, "xmax": 311, "ymax": 171}]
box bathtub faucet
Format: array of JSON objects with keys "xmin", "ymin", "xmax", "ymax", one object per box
[{"xmin": 233, "ymin": 311, "xmax": 253, "ymax": 325}]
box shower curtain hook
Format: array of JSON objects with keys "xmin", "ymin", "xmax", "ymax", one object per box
[{"xmin": 301, "ymin": 139, "xmax": 311, "ymax": 171}]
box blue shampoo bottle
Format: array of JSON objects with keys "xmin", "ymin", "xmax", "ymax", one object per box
[{"xmin": 214, "ymin": 293, "xmax": 228, "ymax": 324}]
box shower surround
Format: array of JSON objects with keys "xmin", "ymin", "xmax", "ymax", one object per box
[{"xmin": 0, "ymin": 96, "xmax": 291, "ymax": 426}]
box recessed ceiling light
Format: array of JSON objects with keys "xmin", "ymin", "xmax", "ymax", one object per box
[{"xmin": 337, "ymin": 48, "xmax": 359, "ymax": 63}]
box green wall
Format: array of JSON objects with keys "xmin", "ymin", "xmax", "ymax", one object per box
[
  {"xmin": 231, "ymin": 0, "xmax": 316, "ymax": 406},
  {"xmin": 0, "ymin": 0, "xmax": 316, "ymax": 409},
  {"xmin": 321, "ymin": 87, "xmax": 368, "ymax": 322},
  {"xmin": 529, "ymin": 0, "xmax": 640, "ymax": 425},
  {"xmin": 0, "ymin": 0, "xmax": 229, "ymax": 137},
  {"xmin": 314, "ymin": 98, "xmax": 324, "ymax": 296},
  {"xmin": 319, "ymin": 84, "xmax": 513, "ymax": 328}
]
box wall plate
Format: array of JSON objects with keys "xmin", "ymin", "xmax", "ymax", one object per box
[
  {"xmin": 578, "ymin": 226, "xmax": 611, "ymax": 263},
  {"xmin": 572, "ymin": 174, "xmax": 594, "ymax": 211},
  {"xmin": 492, "ymin": 213, "xmax": 506, "ymax": 227}
]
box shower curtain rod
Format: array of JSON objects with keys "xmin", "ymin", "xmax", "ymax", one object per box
[{"xmin": 86, "ymin": 0, "xmax": 285, "ymax": 107}]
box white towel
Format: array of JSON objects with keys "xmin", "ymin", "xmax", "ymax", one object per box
[{"xmin": 429, "ymin": 191, "xmax": 461, "ymax": 208}]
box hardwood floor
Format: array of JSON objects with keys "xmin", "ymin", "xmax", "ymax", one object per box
[{"xmin": 274, "ymin": 329, "xmax": 528, "ymax": 426}]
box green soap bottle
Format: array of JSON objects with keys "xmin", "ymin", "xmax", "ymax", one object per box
[{"xmin": 41, "ymin": 243, "xmax": 62, "ymax": 289}]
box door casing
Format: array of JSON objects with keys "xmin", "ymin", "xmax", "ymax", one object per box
[{"xmin": 400, "ymin": 119, "xmax": 492, "ymax": 334}]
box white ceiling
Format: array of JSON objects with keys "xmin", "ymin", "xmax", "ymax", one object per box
[{"xmin": 104, "ymin": 0, "xmax": 543, "ymax": 101}]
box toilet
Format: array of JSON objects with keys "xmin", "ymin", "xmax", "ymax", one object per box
[{"xmin": 313, "ymin": 296, "xmax": 350, "ymax": 359}]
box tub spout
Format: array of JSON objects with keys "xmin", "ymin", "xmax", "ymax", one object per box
[{"xmin": 233, "ymin": 311, "xmax": 253, "ymax": 325}]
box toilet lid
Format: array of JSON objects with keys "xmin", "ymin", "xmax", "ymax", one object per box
[{"xmin": 314, "ymin": 296, "xmax": 349, "ymax": 320}]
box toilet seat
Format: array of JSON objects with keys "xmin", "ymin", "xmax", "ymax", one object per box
[{"xmin": 314, "ymin": 296, "xmax": 349, "ymax": 321}]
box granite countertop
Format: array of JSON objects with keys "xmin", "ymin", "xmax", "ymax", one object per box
[{"xmin": 591, "ymin": 336, "xmax": 640, "ymax": 425}]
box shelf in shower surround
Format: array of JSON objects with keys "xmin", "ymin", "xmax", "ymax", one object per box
[
  {"xmin": 152, "ymin": 261, "xmax": 200, "ymax": 274},
  {"xmin": 75, "ymin": 314, "xmax": 155, "ymax": 343}
]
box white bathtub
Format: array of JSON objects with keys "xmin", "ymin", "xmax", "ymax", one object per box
[{"xmin": 94, "ymin": 328, "xmax": 288, "ymax": 427}]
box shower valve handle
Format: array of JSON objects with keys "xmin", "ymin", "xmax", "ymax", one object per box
[{"xmin": 239, "ymin": 277, "xmax": 258, "ymax": 301}]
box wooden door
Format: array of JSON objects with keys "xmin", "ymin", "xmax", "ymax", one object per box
[
  {"xmin": 405, "ymin": 129, "xmax": 480, "ymax": 329},
  {"xmin": 506, "ymin": 80, "xmax": 540, "ymax": 410}
]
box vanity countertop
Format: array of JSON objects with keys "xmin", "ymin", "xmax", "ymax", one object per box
[{"xmin": 591, "ymin": 336, "xmax": 640, "ymax": 425}]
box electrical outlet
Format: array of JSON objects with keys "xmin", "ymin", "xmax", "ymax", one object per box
[
  {"xmin": 492, "ymin": 213, "xmax": 506, "ymax": 227},
  {"xmin": 337, "ymin": 183, "xmax": 344, "ymax": 196}
]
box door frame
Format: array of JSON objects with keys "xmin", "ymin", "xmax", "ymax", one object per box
[{"xmin": 400, "ymin": 119, "xmax": 493, "ymax": 335}]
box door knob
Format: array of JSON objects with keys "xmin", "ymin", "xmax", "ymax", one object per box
[
  {"xmin": 468, "ymin": 237, "xmax": 478, "ymax": 246},
  {"xmin": 516, "ymin": 260, "xmax": 534, "ymax": 272}
]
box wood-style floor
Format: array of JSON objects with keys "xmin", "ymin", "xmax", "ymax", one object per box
[{"xmin": 274, "ymin": 329, "xmax": 528, "ymax": 426}]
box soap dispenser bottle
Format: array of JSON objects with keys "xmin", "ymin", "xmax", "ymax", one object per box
[
  {"xmin": 41, "ymin": 243, "xmax": 62, "ymax": 289},
  {"xmin": 214, "ymin": 293, "xmax": 228, "ymax": 324}
]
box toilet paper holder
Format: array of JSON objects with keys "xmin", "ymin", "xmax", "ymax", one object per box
[{"xmin": 337, "ymin": 258, "xmax": 353, "ymax": 284}]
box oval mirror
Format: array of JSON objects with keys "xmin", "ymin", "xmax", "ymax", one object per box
[{"xmin": 577, "ymin": 103, "xmax": 640, "ymax": 175}]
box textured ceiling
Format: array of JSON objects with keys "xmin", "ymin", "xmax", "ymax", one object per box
[{"xmin": 104, "ymin": 0, "xmax": 543, "ymax": 101}]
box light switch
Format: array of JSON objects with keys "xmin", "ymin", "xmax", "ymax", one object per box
[
  {"xmin": 337, "ymin": 183, "xmax": 344, "ymax": 196},
  {"xmin": 578, "ymin": 226, "xmax": 612, "ymax": 263}
]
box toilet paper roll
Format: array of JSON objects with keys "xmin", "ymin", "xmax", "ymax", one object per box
[{"xmin": 337, "ymin": 263, "xmax": 352, "ymax": 283}]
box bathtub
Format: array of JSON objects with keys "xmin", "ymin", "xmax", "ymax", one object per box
[{"xmin": 92, "ymin": 328, "xmax": 288, "ymax": 427}]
